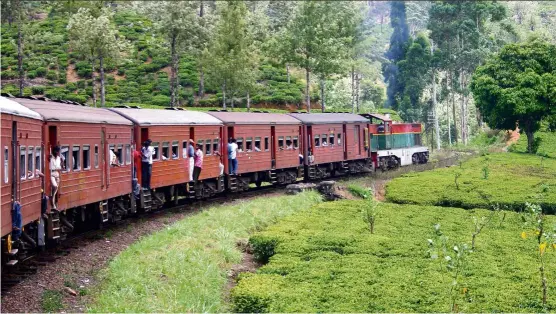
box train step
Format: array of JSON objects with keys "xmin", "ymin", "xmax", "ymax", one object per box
[
  {"xmin": 8, "ymin": 248, "xmax": 18, "ymax": 256},
  {"xmin": 6, "ymin": 260, "xmax": 18, "ymax": 266},
  {"xmin": 100, "ymin": 201, "xmax": 109, "ymax": 223}
]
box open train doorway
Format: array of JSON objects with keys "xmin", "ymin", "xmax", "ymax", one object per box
[{"xmin": 270, "ymin": 126, "xmax": 276, "ymax": 168}]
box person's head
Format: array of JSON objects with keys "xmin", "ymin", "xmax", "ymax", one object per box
[
  {"xmin": 286, "ymin": 140, "xmax": 292, "ymax": 146},
  {"xmin": 189, "ymin": 139, "xmax": 195, "ymax": 145},
  {"xmin": 231, "ymin": 138, "xmax": 236, "ymax": 143},
  {"xmin": 196, "ymin": 143, "xmax": 202, "ymax": 150},
  {"xmin": 53, "ymin": 146, "xmax": 60, "ymax": 156},
  {"xmin": 228, "ymin": 137, "xmax": 233, "ymax": 143}
]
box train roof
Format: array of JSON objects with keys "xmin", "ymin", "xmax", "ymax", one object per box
[
  {"xmin": 12, "ymin": 97, "xmax": 132, "ymax": 125},
  {"xmin": 109, "ymin": 108, "xmax": 222, "ymax": 126},
  {"xmin": 0, "ymin": 96, "xmax": 43, "ymax": 120},
  {"xmin": 207, "ymin": 111, "xmax": 300, "ymax": 125},
  {"xmin": 360, "ymin": 113, "xmax": 392, "ymax": 122},
  {"xmin": 288, "ymin": 112, "xmax": 369, "ymax": 124}
]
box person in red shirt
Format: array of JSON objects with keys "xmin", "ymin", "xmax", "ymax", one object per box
[{"xmin": 133, "ymin": 148, "xmax": 142, "ymax": 179}]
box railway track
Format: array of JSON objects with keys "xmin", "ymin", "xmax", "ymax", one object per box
[{"xmin": 1, "ymin": 152, "xmax": 467, "ymax": 295}]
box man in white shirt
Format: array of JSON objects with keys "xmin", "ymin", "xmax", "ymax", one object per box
[
  {"xmin": 50, "ymin": 146, "xmax": 62, "ymax": 210},
  {"xmin": 141, "ymin": 139, "xmax": 154, "ymax": 189},
  {"xmin": 227, "ymin": 138, "xmax": 238, "ymax": 175}
]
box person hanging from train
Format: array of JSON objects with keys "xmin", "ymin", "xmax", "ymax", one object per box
[
  {"xmin": 193, "ymin": 143, "xmax": 204, "ymax": 182},
  {"xmin": 187, "ymin": 139, "xmax": 195, "ymax": 181},
  {"xmin": 132, "ymin": 147, "xmax": 141, "ymax": 200},
  {"xmin": 227, "ymin": 138, "xmax": 238, "ymax": 175},
  {"xmin": 378, "ymin": 122, "xmax": 385, "ymax": 133},
  {"xmin": 50, "ymin": 146, "xmax": 62, "ymax": 210},
  {"xmin": 141, "ymin": 139, "xmax": 154, "ymax": 189}
]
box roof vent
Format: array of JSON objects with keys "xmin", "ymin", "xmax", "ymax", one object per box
[
  {"xmin": 164, "ymin": 107, "xmax": 186, "ymax": 111},
  {"xmin": 385, "ymin": 113, "xmax": 391, "ymax": 119}
]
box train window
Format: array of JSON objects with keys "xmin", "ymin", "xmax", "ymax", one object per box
[
  {"xmin": 152, "ymin": 142, "xmax": 159, "ymax": 161},
  {"xmin": 329, "ymin": 134, "xmax": 335, "ymax": 146},
  {"xmin": 172, "ymin": 141, "xmax": 179, "ymax": 159},
  {"xmin": 125, "ymin": 144, "xmax": 131, "ymax": 164},
  {"xmin": 182, "ymin": 141, "xmax": 188, "ymax": 159},
  {"xmin": 61, "ymin": 146, "xmax": 69, "ymax": 171},
  {"xmin": 314, "ymin": 135, "xmax": 320, "ymax": 147},
  {"xmin": 116, "ymin": 144, "xmax": 123, "ymax": 165},
  {"xmin": 162, "ymin": 142, "xmax": 169, "ymax": 160},
  {"xmin": 337, "ymin": 133, "xmax": 342, "ymax": 145},
  {"xmin": 264, "ymin": 137, "xmax": 269, "ymax": 151},
  {"xmin": 254, "ymin": 137, "xmax": 261, "ymax": 152},
  {"xmin": 20, "ymin": 146, "xmax": 26, "ymax": 180},
  {"xmin": 73, "ymin": 146, "xmax": 81, "ymax": 171},
  {"xmin": 4, "ymin": 147, "xmax": 8, "ymax": 183},
  {"xmin": 213, "ymin": 139, "xmax": 220, "ymax": 155},
  {"xmin": 321, "ymin": 134, "xmax": 328, "ymax": 146},
  {"xmin": 94, "ymin": 145, "xmax": 99, "ymax": 168},
  {"xmin": 293, "ymin": 136, "xmax": 299, "ymax": 149},
  {"xmin": 35, "ymin": 147, "xmax": 42, "ymax": 173},
  {"xmin": 246, "ymin": 137, "xmax": 252, "ymax": 152},
  {"xmin": 27, "ymin": 147, "xmax": 34, "ymax": 178},
  {"xmin": 236, "ymin": 138, "xmax": 243, "ymax": 152},
  {"xmin": 278, "ymin": 136, "xmax": 284, "ymax": 150},
  {"xmin": 83, "ymin": 145, "xmax": 91, "ymax": 169},
  {"xmin": 205, "ymin": 139, "xmax": 212, "ymax": 155}
]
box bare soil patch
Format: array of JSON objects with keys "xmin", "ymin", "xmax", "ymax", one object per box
[{"xmin": 66, "ymin": 64, "xmax": 79, "ymax": 83}]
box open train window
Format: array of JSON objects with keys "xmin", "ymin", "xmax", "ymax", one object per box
[
  {"xmin": 182, "ymin": 141, "xmax": 188, "ymax": 159},
  {"xmin": 205, "ymin": 139, "xmax": 212, "ymax": 155},
  {"xmin": 152, "ymin": 142, "xmax": 159, "ymax": 161},
  {"xmin": 254, "ymin": 137, "xmax": 261, "ymax": 152},
  {"xmin": 20, "ymin": 146, "xmax": 26, "ymax": 180},
  {"xmin": 161, "ymin": 142, "xmax": 169, "ymax": 160},
  {"xmin": 236, "ymin": 138, "xmax": 243, "ymax": 152},
  {"xmin": 4, "ymin": 147, "xmax": 8, "ymax": 183},
  {"xmin": 116, "ymin": 144, "xmax": 123, "ymax": 165},
  {"xmin": 94, "ymin": 145, "xmax": 99, "ymax": 168},
  {"xmin": 83, "ymin": 145, "xmax": 91, "ymax": 170},
  {"xmin": 61, "ymin": 146, "xmax": 69, "ymax": 172},
  {"xmin": 35, "ymin": 147, "xmax": 42, "ymax": 173},
  {"xmin": 293, "ymin": 136, "xmax": 299, "ymax": 149},
  {"xmin": 264, "ymin": 137, "xmax": 269, "ymax": 151},
  {"xmin": 172, "ymin": 141, "xmax": 179, "ymax": 159},
  {"xmin": 73, "ymin": 145, "xmax": 81, "ymax": 171},
  {"xmin": 246, "ymin": 137, "xmax": 253, "ymax": 152},
  {"xmin": 278, "ymin": 136, "xmax": 284, "ymax": 150},
  {"xmin": 125, "ymin": 144, "xmax": 131, "ymax": 164},
  {"xmin": 329, "ymin": 134, "xmax": 335, "ymax": 146},
  {"xmin": 320, "ymin": 134, "xmax": 327, "ymax": 146},
  {"xmin": 213, "ymin": 139, "xmax": 219, "ymax": 155},
  {"xmin": 285, "ymin": 136, "xmax": 291, "ymax": 149},
  {"xmin": 337, "ymin": 133, "xmax": 342, "ymax": 145},
  {"xmin": 314, "ymin": 135, "xmax": 320, "ymax": 147},
  {"xmin": 27, "ymin": 147, "xmax": 34, "ymax": 178}
]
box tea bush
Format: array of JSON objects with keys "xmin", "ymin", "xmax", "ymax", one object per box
[
  {"xmin": 386, "ymin": 153, "xmax": 556, "ymax": 213},
  {"xmin": 232, "ymin": 201, "xmax": 556, "ymax": 312}
]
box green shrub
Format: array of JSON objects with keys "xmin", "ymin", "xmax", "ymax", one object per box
[
  {"xmin": 65, "ymin": 82, "xmax": 77, "ymax": 92},
  {"xmin": 31, "ymin": 86, "xmax": 45, "ymax": 94},
  {"xmin": 76, "ymin": 80, "xmax": 86, "ymax": 89},
  {"xmin": 347, "ymin": 184, "xmax": 372, "ymax": 199},
  {"xmin": 57, "ymin": 76, "xmax": 67, "ymax": 84},
  {"xmin": 46, "ymin": 70, "xmax": 58, "ymax": 81},
  {"xmin": 35, "ymin": 67, "xmax": 47, "ymax": 77},
  {"xmin": 250, "ymin": 235, "xmax": 280, "ymax": 263},
  {"xmin": 2, "ymin": 70, "xmax": 18, "ymax": 79},
  {"xmin": 150, "ymin": 94, "xmax": 170, "ymax": 106},
  {"xmin": 75, "ymin": 61, "xmax": 92, "ymax": 78},
  {"xmin": 27, "ymin": 70, "xmax": 37, "ymax": 79}
]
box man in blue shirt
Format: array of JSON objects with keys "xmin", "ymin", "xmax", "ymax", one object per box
[{"xmin": 187, "ymin": 139, "xmax": 195, "ymax": 181}]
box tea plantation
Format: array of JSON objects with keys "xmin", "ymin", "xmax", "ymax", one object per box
[
  {"xmin": 231, "ymin": 201, "xmax": 556, "ymax": 312},
  {"xmin": 385, "ymin": 153, "xmax": 556, "ymax": 213},
  {"xmin": 509, "ymin": 131, "xmax": 556, "ymax": 159}
]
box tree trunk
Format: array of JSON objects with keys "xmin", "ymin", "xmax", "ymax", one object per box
[
  {"xmin": 525, "ymin": 120, "xmax": 534, "ymax": 153},
  {"xmin": 91, "ymin": 57, "xmax": 97, "ymax": 107},
  {"xmin": 99, "ymin": 55, "xmax": 105, "ymax": 107},
  {"xmin": 222, "ymin": 81, "xmax": 226, "ymax": 109},
  {"xmin": 246, "ymin": 92, "xmax": 250, "ymax": 112},
  {"xmin": 351, "ymin": 66, "xmax": 355, "ymax": 113},
  {"xmin": 286, "ymin": 64, "xmax": 290, "ymax": 84},
  {"xmin": 231, "ymin": 92, "xmax": 234, "ymax": 109},
  {"xmin": 432, "ymin": 69, "xmax": 441, "ymax": 150},
  {"xmin": 170, "ymin": 34, "xmax": 178, "ymax": 108},
  {"xmin": 460, "ymin": 69, "xmax": 466, "ymax": 145},
  {"xmin": 199, "ymin": 0, "xmax": 204, "ymax": 17},
  {"xmin": 320, "ymin": 78, "xmax": 325, "ymax": 113},
  {"xmin": 306, "ymin": 68, "xmax": 311, "ymax": 113},
  {"xmin": 356, "ymin": 73, "xmax": 361, "ymax": 113},
  {"xmin": 17, "ymin": 0, "xmax": 23, "ymax": 97},
  {"xmin": 451, "ymin": 71, "xmax": 458, "ymax": 144},
  {"xmin": 198, "ymin": 63, "xmax": 205, "ymax": 98}
]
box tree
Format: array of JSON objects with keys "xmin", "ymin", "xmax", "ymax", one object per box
[
  {"xmin": 284, "ymin": 1, "xmax": 354, "ymax": 113},
  {"xmin": 383, "ymin": 1, "xmax": 409, "ymax": 110},
  {"xmin": 471, "ymin": 39, "xmax": 556, "ymax": 153},
  {"xmin": 67, "ymin": 7, "xmax": 129, "ymax": 107}
]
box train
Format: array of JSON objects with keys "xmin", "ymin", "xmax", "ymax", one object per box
[{"xmin": 0, "ymin": 94, "xmax": 428, "ymax": 269}]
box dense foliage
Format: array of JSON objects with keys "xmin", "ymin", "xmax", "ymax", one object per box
[
  {"xmin": 232, "ymin": 201, "xmax": 556, "ymax": 312},
  {"xmin": 509, "ymin": 130, "xmax": 556, "ymax": 159},
  {"xmin": 471, "ymin": 40, "xmax": 556, "ymax": 152},
  {"xmin": 386, "ymin": 153, "xmax": 556, "ymax": 213}
]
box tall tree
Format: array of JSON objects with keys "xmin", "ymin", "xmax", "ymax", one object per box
[
  {"xmin": 67, "ymin": 7, "xmax": 129, "ymax": 107},
  {"xmin": 383, "ymin": 1, "xmax": 410, "ymax": 109},
  {"xmin": 471, "ymin": 39, "xmax": 556, "ymax": 153}
]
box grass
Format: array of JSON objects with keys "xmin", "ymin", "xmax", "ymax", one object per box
[
  {"xmin": 41, "ymin": 290, "xmax": 64, "ymax": 312},
  {"xmin": 232, "ymin": 201, "xmax": 556, "ymax": 312},
  {"xmin": 347, "ymin": 184, "xmax": 372, "ymax": 199},
  {"xmin": 510, "ymin": 131, "xmax": 556, "ymax": 159},
  {"xmin": 385, "ymin": 153, "xmax": 556, "ymax": 213},
  {"xmin": 88, "ymin": 192, "xmax": 322, "ymax": 313}
]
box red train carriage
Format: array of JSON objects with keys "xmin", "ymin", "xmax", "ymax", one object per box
[
  {"xmin": 17, "ymin": 98, "xmax": 134, "ymax": 237},
  {"xmin": 207, "ymin": 112, "xmax": 302, "ymax": 188},
  {"xmin": 288, "ymin": 113, "xmax": 373, "ymax": 179},
  {"xmin": 1, "ymin": 97, "xmax": 44, "ymax": 265},
  {"xmin": 110, "ymin": 108, "xmax": 224, "ymax": 200}
]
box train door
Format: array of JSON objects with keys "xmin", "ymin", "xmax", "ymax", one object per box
[
  {"xmin": 306, "ymin": 125, "xmax": 313, "ymax": 163},
  {"xmin": 101, "ymin": 127, "xmax": 107, "ymax": 190},
  {"xmin": 12, "ymin": 121, "xmax": 18, "ymax": 202},
  {"xmin": 141, "ymin": 127, "xmax": 149, "ymax": 145},
  {"xmin": 342, "ymin": 124, "xmax": 347, "ymax": 160},
  {"xmin": 355, "ymin": 125, "xmax": 361, "ymax": 156},
  {"xmin": 270, "ymin": 126, "xmax": 276, "ymax": 168}
]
